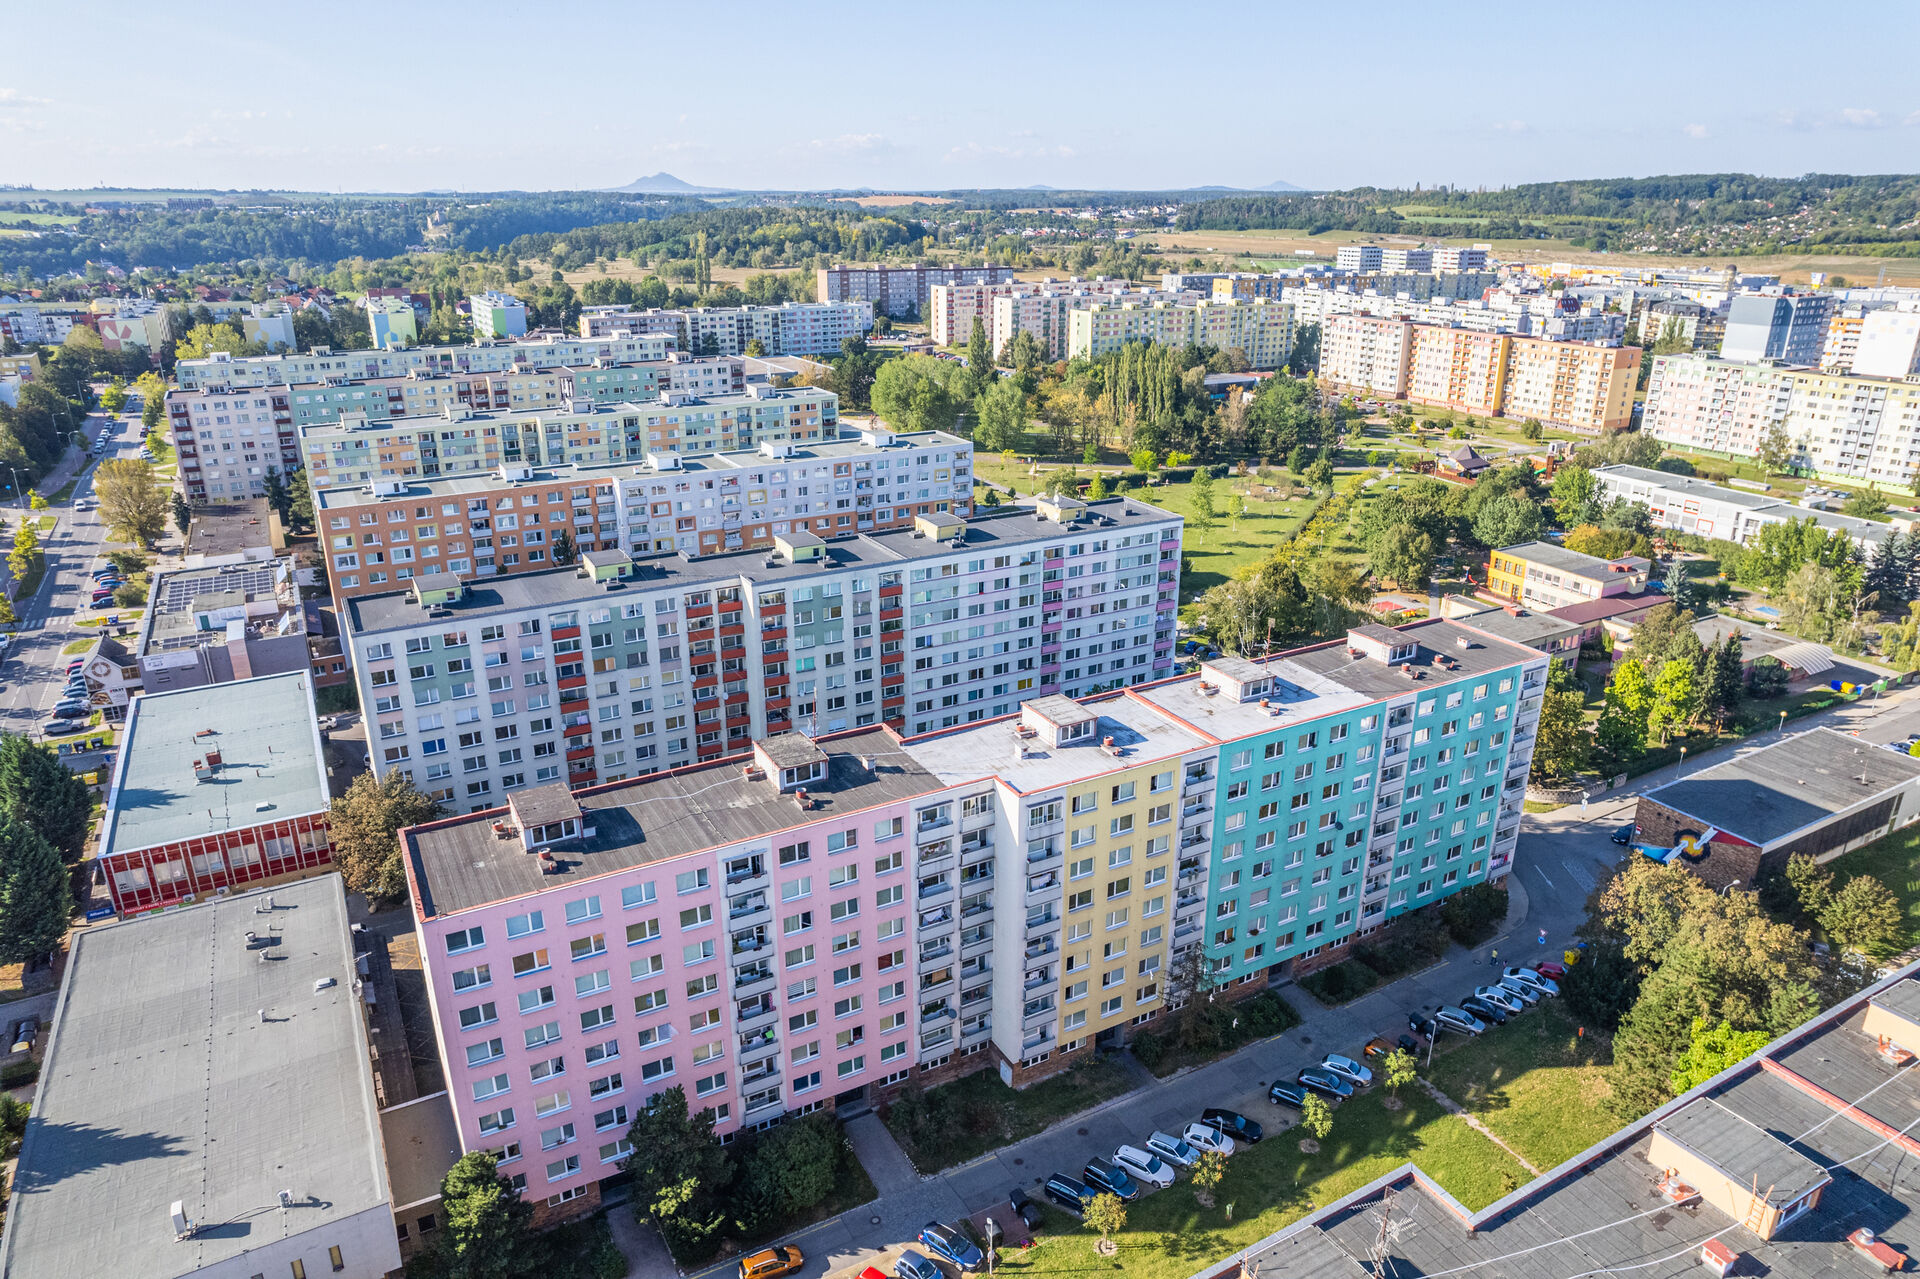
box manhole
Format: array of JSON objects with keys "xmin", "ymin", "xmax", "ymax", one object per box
[
  {"xmin": 1300, "ymin": 1036, "xmax": 1312, "ymax": 1045},
  {"xmin": 1077, "ymin": 1127, "xmax": 1089, "ymax": 1135},
  {"xmin": 871, "ymin": 1215, "xmax": 883, "ymax": 1225},
  {"xmin": 1012, "ymin": 1157, "xmax": 1023, "ymax": 1166}
]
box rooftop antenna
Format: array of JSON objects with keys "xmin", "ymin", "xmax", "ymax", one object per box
[{"xmin": 1369, "ymin": 1187, "xmax": 1400, "ymax": 1278}]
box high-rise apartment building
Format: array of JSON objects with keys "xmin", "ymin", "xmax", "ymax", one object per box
[
  {"xmin": 1381, "ymin": 248, "xmax": 1434, "ymax": 272},
  {"xmin": 1643, "ymin": 352, "xmax": 1920, "ymax": 488},
  {"xmin": 816, "ymin": 264, "xmax": 1017, "ymax": 317},
  {"xmin": 1851, "ymin": 305, "xmax": 1920, "ymax": 380},
  {"xmin": 398, "ymin": 616, "xmax": 1539, "ymax": 1213},
  {"xmin": 1067, "ymin": 298, "xmax": 1296, "ymax": 368},
  {"xmin": 573, "ymin": 302, "xmax": 872, "ymax": 356},
  {"xmin": 1721, "ymin": 291, "xmax": 1834, "ymax": 364},
  {"xmin": 315, "ymin": 429, "xmax": 974, "ymax": 604},
  {"xmin": 344, "ymin": 496, "xmax": 1184, "ymax": 801},
  {"xmin": 176, "ymin": 333, "xmax": 680, "ymax": 390},
  {"xmin": 1335, "ymin": 245, "xmax": 1385, "ymax": 272},
  {"xmin": 1321, "ymin": 315, "xmax": 1639, "ymax": 432},
  {"xmin": 1435, "ymin": 246, "xmax": 1490, "ymax": 272},
  {"xmin": 471, "ymin": 291, "xmax": 529, "ymax": 339}
]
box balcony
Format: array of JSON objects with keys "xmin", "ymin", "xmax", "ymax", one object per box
[
  {"xmin": 728, "ymin": 895, "xmax": 770, "ymax": 927},
  {"xmin": 730, "ymin": 929, "xmax": 770, "ymax": 958},
  {"xmin": 961, "ymin": 1021, "xmax": 992, "ymax": 1046},
  {"xmin": 1024, "ymin": 937, "xmax": 1057, "ymax": 962},
  {"xmin": 736, "ymin": 999, "xmax": 777, "ymax": 1032},
  {"xmin": 961, "ymin": 928, "xmax": 993, "ymax": 958},
  {"xmin": 921, "ymin": 1004, "xmax": 957, "ymax": 1027},
  {"xmin": 734, "ymin": 965, "xmax": 774, "ymax": 993},
  {"xmin": 918, "ymin": 939, "xmax": 953, "ymax": 964}
]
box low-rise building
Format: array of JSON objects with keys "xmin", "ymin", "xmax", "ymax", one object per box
[
  {"xmin": 181, "ymin": 497, "xmax": 278, "ymax": 567},
  {"xmin": 1589, "ymin": 464, "xmax": 1895, "ymax": 550},
  {"xmin": 1486, "ymin": 541, "xmax": 1650, "ymax": 611},
  {"xmin": 134, "ymin": 556, "xmax": 320, "ymax": 694},
  {"xmin": 1439, "ymin": 597, "xmax": 1586, "ymax": 665},
  {"xmin": 1631, "ymin": 727, "xmax": 1920, "ymax": 887},
  {"xmin": 97, "ymin": 671, "xmax": 332, "ymax": 916},
  {"xmin": 244, "ymin": 299, "xmax": 298, "ymax": 350},
  {"xmin": 0, "ymin": 875, "xmax": 401, "ymax": 1279}
]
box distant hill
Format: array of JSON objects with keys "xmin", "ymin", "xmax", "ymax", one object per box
[
  {"xmin": 607, "ymin": 172, "xmax": 733, "ymax": 195},
  {"xmin": 1260, "ymin": 180, "xmax": 1306, "ymax": 192}
]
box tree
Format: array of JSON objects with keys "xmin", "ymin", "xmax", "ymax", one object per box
[
  {"xmin": 0, "ymin": 736, "xmax": 92, "ymax": 862},
  {"xmin": 1700, "ymin": 634, "xmax": 1743, "ymax": 728},
  {"xmin": 1084, "ymin": 1192, "xmax": 1127, "ymax": 1250},
  {"xmin": 981, "ymin": 489, "xmax": 1002, "ymax": 507},
  {"xmin": 1226, "ymin": 494, "xmax": 1244, "ymax": 528},
  {"xmin": 1647, "ymin": 658, "xmax": 1699, "ymax": 742},
  {"xmin": 261, "ymin": 468, "xmax": 292, "ymax": 525},
  {"xmin": 1629, "ymin": 604, "xmax": 1696, "ymax": 672},
  {"xmin": 7, "ymin": 521, "xmax": 36, "ymax": 585},
  {"xmin": 1299, "ymin": 1093, "xmax": 1334, "ymax": 1141},
  {"xmin": 171, "ymin": 491, "xmax": 192, "ymax": 536},
  {"xmin": 94, "ymin": 458, "xmax": 169, "ymax": 545},
  {"xmin": 1532, "ymin": 688, "xmax": 1590, "ymax": 781},
  {"xmin": 1595, "ymin": 659, "xmax": 1653, "ymax": 764},
  {"xmin": 1189, "ymin": 1149, "xmax": 1227, "ymax": 1207},
  {"xmin": 99, "ymin": 378, "xmax": 128, "ymax": 415},
  {"xmin": 1844, "ymin": 486, "xmax": 1891, "ymax": 521},
  {"xmin": 1286, "ymin": 445, "xmax": 1313, "ymax": 475},
  {"xmin": 1306, "ymin": 455, "xmax": 1336, "ymax": 488},
  {"xmin": 744, "ymin": 338, "xmax": 766, "ymax": 357},
  {"xmin": 132, "ymin": 371, "xmax": 167, "ymax": 425},
  {"xmin": 1087, "ymin": 473, "xmax": 1109, "ymax": 500},
  {"xmin": 1382, "ymin": 1048, "xmax": 1418, "ymax": 1099},
  {"xmin": 730, "ymin": 1114, "xmax": 839, "ymax": 1233},
  {"xmin": 438, "ymin": 1150, "xmax": 533, "ymax": 1279},
  {"xmin": 1082, "ymin": 441, "xmax": 1099, "ymax": 466},
  {"xmin": 288, "ymin": 468, "xmax": 315, "ymax": 529},
  {"xmin": 871, "ymin": 356, "xmax": 963, "ymax": 435},
  {"xmin": 1550, "ymin": 466, "xmax": 1603, "ymax": 527},
  {"xmin": 0, "ymin": 818, "xmax": 68, "ymax": 965},
  {"xmin": 966, "ymin": 317, "xmax": 993, "ymax": 393},
  {"xmin": 1368, "ymin": 523, "xmax": 1436, "ymax": 591},
  {"xmin": 328, "ymin": 770, "xmax": 443, "ymax": 901},
  {"xmin": 1669, "ymin": 1018, "xmax": 1771, "ymax": 1094},
  {"xmin": 0, "ymin": 596, "xmax": 15, "ymax": 631},
  {"xmin": 1756, "ymin": 421, "xmax": 1795, "ymax": 475},
  {"xmin": 1521, "ymin": 419, "xmax": 1544, "ymax": 441},
  {"xmin": 551, "ymin": 529, "xmax": 578, "ymax": 566},
  {"xmin": 1130, "ymin": 449, "xmax": 1158, "ymax": 475},
  {"xmin": 1563, "ymin": 524, "xmax": 1651, "ymax": 560},
  {"xmin": 1191, "ymin": 468, "xmax": 1217, "ymax": 529},
  {"xmin": 622, "ymin": 1085, "xmax": 733, "ymax": 1257},
  {"xmin": 1469, "ymin": 490, "xmax": 1545, "ymax": 549},
  {"xmin": 26, "ymin": 490, "xmax": 45, "ymax": 512},
  {"xmin": 1820, "ymin": 876, "xmax": 1904, "ymax": 957},
  {"xmin": 972, "ymin": 378, "xmax": 1029, "ymax": 453}
]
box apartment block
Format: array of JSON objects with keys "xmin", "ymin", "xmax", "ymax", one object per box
[
  {"xmin": 1589, "ymin": 463, "xmax": 1895, "ymax": 551},
  {"xmin": 817, "ymin": 264, "xmax": 1016, "ymax": 317},
  {"xmin": 930, "ymin": 282, "xmax": 1021, "ymax": 348},
  {"xmin": 399, "ymin": 616, "xmax": 1538, "ymax": 1209},
  {"xmin": 1852, "ymin": 305, "xmax": 1920, "ymax": 380},
  {"xmin": 1435, "ymin": 246, "xmax": 1489, "ymax": 272},
  {"xmin": 1487, "ymin": 541, "xmax": 1650, "ymax": 611},
  {"xmin": 574, "ymin": 303, "xmax": 872, "ymax": 357},
  {"xmin": 987, "ymin": 286, "xmax": 1178, "ymax": 363},
  {"xmin": 299, "ymin": 385, "xmax": 837, "ymax": 492},
  {"xmin": 168, "ymin": 354, "xmax": 747, "ymax": 500},
  {"xmin": 1335, "ymin": 245, "xmax": 1384, "ymax": 272},
  {"xmin": 1381, "ymin": 248, "xmax": 1434, "ymax": 272},
  {"xmin": 344, "ymin": 497, "xmax": 1183, "ymax": 804},
  {"xmin": 932, "ymin": 281, "xmax": 1135, "ymax": 350},
  {"xmin": 316, "ymin": 428, "xmax": 974, "ymax": 604},
  {"xmin": 1322, "ymin": 315, "xmax": 1638, "ymax": 431},
  {"xmin": 1722, "ymin": 290, "xmax": 1833, "ymax": 364},
  {"xmin": 1068, "ymin": 298, "xmax": 1296, "ymax": 368},
  {"xmin": 1642, "ymin": 353, "xmax": 1920, "ymax": 489},
  {"xmin": 1211, "ymin": 275, "xmax": 1287, "ymax": 301},
  {"xmin": 175, "ymin": 332, "xmax": 680, "ymax": 390},
  {"xmin": 97, "ymin": 671, "xmax": 333, "ymax": 917},
  {"xmin": 368, "ymin": 297, "xmax": 420, "ymax": 349},
  {"xmin": 471, "ymin": 291, "xmax": 529, "ymax": 339}
]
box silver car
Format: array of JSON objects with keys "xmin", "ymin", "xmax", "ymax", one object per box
[{"xmin": 1435, "ymin": 1005, "xmax": 1486, "ymax": 1035}]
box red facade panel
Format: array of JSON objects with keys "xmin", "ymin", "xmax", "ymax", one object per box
[{"xmin": 103, "ymin": 811, "xmax": 332, "ymax": 916}]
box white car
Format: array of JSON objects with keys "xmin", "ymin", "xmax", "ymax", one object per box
[
  {"xmin": 1496, "ymin": 976, "xmax": 1542, "ymax": 1005},
  {"xmin": 1502, "ymin": 966, "xmax": 1560, "ymax": 997},
  {"xmin": 1113, "ymin": 1144, "xmax": 1176, "ymax": 1188},
  {"xmin": 1144, "ymin": 1130, "xmax": 1197, "ymax": 1168},
  {"xmin": 1319, "ymin": 1053, "xmax": 1374, "ymax": 1087},
  {"xmin": 1473, "ymin": 984, "xmax": 1526, "ymax": 1014},
  {"xmin": 1183, "ymin": 1122, "xmax": 1235, "ymax": 1157}
]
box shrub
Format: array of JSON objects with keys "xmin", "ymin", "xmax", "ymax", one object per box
[
  {"xmin": 0, "ymin": 1061, "xmax": 37, "ymax": 1089},
  {"xmin": 1129, "ymin": 1029, "xmax": 1166, "ymax": 1071},
  {"xmin": 1440, "ymin": 882, "xmax": 1510, "ymax": 946}
]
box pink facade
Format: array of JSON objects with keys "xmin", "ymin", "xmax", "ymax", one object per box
[{"xmin": 412, "ymin": 779, "xmax": 929, "ymax": 1206}]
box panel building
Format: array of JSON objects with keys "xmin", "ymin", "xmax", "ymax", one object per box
[
  {"xmin": 1721, "ymin": 290, "xmax": 1834, "ymax": 364},
  {"xmin": 400, "ymin": 618, "xmax": 1540, "ymax": 1213},
  {"xmin": 344, "ymin": 497, "xmax": 1184, "ymax": 805},
  {"xmin": 0, "ymin": 876, "xmax": 401, "ymax": 1279},
  {"xmin": 1589, "ymin": 464, "xmax": 1895, "ymax": 550},
  {"xmin": 817, "ymin": 263, "xmax": 1017, "ymax": 317}
]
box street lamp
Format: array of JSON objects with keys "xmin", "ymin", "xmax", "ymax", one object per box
[
  {"xmin": 1779, "ymin": 710, "xmax": 1788, "ymax": 734},
  {"xmin": 1678, "ymin": 746, "xmax": 1687, "ymax": 775},
  {"xmin": 3, "ymin": 466, "xmax": 22, "ymax": 510}
]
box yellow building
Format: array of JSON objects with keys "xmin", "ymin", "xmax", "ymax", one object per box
[
  {"xmin": 1486, "ymin": 541, "xmax": 1651, "ymax": 610},
  {"xmin": 1407, "ymin": 326, "xmax": 1508, "ymax": 417}
]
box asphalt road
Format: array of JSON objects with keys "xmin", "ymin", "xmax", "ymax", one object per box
[{"xmin": 0, "ymin": 407, "xmax": 145, "ymax": 755}]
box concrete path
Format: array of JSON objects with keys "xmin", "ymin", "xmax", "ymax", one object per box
[
  {"xmin": 608, "ymin": 1204, "xmax": 681, "ymax": 1279},
  {"xmin": 844, "ymin": 1113, "xmax": 920, "ymax": 1196}
]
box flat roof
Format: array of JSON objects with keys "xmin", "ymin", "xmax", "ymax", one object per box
[
  {"xmin": 1595, "ymin": 464, "xmax": 1895, "ymax": 546},
  {"xmin": 1547, "ymin": 594, "xmax": 1667, "ymax": 626},
  {"xmin": 1653, "ymin": 1097, "xmax": 1829, "ymax": 1205},
  {"xmin": 1869, "ymin": 977, "xmax": 1920, "ymax": 1028},
  {"xmin": 1643, "ymin": 726, "xmax": 1920, "ymax": 848},
  {"xmin": 1447, "ymin": 603, "xmax": 1582, "ymax": 646},
  {"xmin": 183, "ymin": 499, "xmax": 274, "ymax": 559},
  {"xmin": 346, "ymin": 498, "xmax": 1179, "ymax": 637},
  {"xmin": 1496, "ymin": 540, "xmax": 1646, "ymax": 579},
  {"xmin": 100, "ymin": 672, "xmax": 327, "ymax": 857},
  {"xmin": 379, "ymin": 1092, "xmax": 462, "ymax": 1213},
  {"xmin": 905, "ymin": 693, "xmax": 1216, "ymax": 793},
  {"xmin": 407, "ymin": 727, "xmax": 944, "ymax": 917},
  {"xmin": 0, "ymin": 877, "xmax": 389, "ymax": 1279}
]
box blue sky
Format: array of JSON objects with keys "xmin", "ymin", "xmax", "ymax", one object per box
[{"xmin": 4, "ymin": 0, "xmax": 1918, "ymax": 194}]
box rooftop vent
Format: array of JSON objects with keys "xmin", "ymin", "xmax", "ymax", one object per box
[{"xmin": 170, "ymin": 1201, "xmax": 193, "ymax": 1241}]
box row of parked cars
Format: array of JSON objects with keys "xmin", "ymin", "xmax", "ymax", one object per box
[
  {"xmin": 1036, "ymin": 1106, "xmax": 1264, "ymax": 1216},
  {"xmin": 1409, "ymin": 963, "xmax": 1563, "ymax": 1039}
]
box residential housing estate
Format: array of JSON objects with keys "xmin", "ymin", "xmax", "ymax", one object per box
[
  {"xmin": 400, "ymin": 617, "xmax": 1542, "ymax": 1214},
  {"xmin": 817, "ymin": 263, "xmax": 1017, "ymax": 317}
]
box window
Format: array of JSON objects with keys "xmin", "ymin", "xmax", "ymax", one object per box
[
  {"xmin": 446, "ymin": 926, "xmax": 485, "ymax": 954},
  {"xmin": 506, "ymin": 911, "xmax": 544, "ymax": 939}
]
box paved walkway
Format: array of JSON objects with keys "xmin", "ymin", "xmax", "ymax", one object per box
[{"xmin": 844, "ymin": 1113, "xmax": 920, "ymax": 1196}]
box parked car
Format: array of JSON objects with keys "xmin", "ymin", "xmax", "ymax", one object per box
[
  {"xmin": 895, "ymin": 1251, "xmax": 943, "ymax": 1279},
  {"xmin": 1319, "ymin": 1054, "xmax": 1374, "ymax": 1087},
  {"xmin": 920, "ymin": 1221, "xmax": 984, "ymax": 1269},
  {"xmin": 1534, "ymin": 960, "xmax": 1568, "ymax": 980},
  {"xmin": 1268, "ymin": 1080, "xmax": 1309, "ymax": 1108},
  {"xmin": 1460, "ymin": 995, "xmax": 1510, "ymax": 1025},
  {"xmin": 1435, "ymin": 1005, "xmax": 1487, "ymax": 1035},
  {"xmin": 1503, "ymin": 966, "xmax": 1560, "ymax": 997},
  {"xmin": 1397, "ymin": 1033, "xmax": 1421, "ymax": 1053},
  {"xmin": 1081, "ymin": 1158, "xmax": 1141, "ymax": 1202},
  {"xmin": 10, "ymin": 1017, "xmax": 37, "ymax": 1053},
  {"xmin": 1407, "ymin": 1009, "xmax": 1437, "ymax": 1036},
  {"xmin": 1361, "ymin": 1037, "xmax": 1394, "ymax": 1060},
  {"xmin": 52, "ymin": 702, "xmax": 87, "ymax": 720},
  {"xmin": 1474, "ymin": 984, "xmax": 1527, "ymax": 1013},
  {"xmin": 1113, "ymin": 1144, "xmax": 1176, "ymax": 1189},
  {"xmin": 861, "ymin": 1267, "xmax": 890, "ymax": 1279},
  {"xmin": 1009, "ymin": 1188, "xmax": 1044, "ymax": 1230},
  {"xmin": 1495, "ymin": 976, "xmax": 1542, "ymax": 1005},
  {"xmin": 1043, "ymin": 1173, "xmax": 1094, "ymax": 1212},
  {"xmin": 1145, "ymin": 1130, "xmax": 1198, "ymax": 1168},
  {"xmin": 42, "ymin": 718, "xmax": 84, "ymax": 736},
  {"xmin": 739, "ymin": 1246, "xmax": 805, "ymax": 1279},
  {"xmin": 1611, "ymin": 824, "xmax": 1636, "ymax": 844},
  {"xmin": 1182, "ymin": 1122, "xmax": 1235, "ymax": 1156},
  {"xmin": 1296, "ymin": 1068, "xmax": 1355, "ymax": 1100},
  {"xmin": 1200, "ymin": 1107, "xmax": 1263, "ymax": 1143}
]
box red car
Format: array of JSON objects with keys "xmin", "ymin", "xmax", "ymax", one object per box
[{"xmin": 1534, "ymin": 960, "xmax": 1568, "ymax": 980}]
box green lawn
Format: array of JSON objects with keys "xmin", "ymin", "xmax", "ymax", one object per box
[
  {"xmin": 989, "ymin": 1089, "xmax": 1526, "ymax": 1279},
  {"xmin": 1423, "ymin": 1000, "xmax": 1617, "ymax": 1171},
  {"xmin": 1824, "ymin": 825, "xmax": 1920, "ymax": 953},
  {"xmin": 1129, "ymin": 480, "xmax": 1326, "ymax": 599}
]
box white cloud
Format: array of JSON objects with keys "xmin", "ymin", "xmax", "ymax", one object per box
[
  {"xmin": 942, "ymin": 139, "xmax": 1075, "ymax": 164},
  {"xmin": 1490, "ymin": 120, "xmax": 1528, "ymax": 134},
  {"xmin": 0, "ymin": 88, "xmax": 50, "ymax": 108},
  {"xmin": 807, "ymin": 133, "xmax": 893, "ymax": 155},
  {"xmin": 1683, "ymin": 123, "xmax": 1709, "ymax": 139},
  {"xmin": 1839, "ymin": 107, "xmax": 1887, "ymax": 128}
]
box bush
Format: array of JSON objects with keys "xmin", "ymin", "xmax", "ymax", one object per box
[
  {"xmin": 1129, "ymin": 1029, "xmax": 1166, "ymax": 1071},
  {"xmin": 0, "ymin": 1060, "xmax": 38, "ymax": 1089},
  {"xmin": 1240, "ymin": 990, "xmax": 1302, "ymax": 1037},
  {"xmin": 1441, "ymin": 882, "xmax": 1510, "ymax": 946},
  {"xmin": 1299, "ymin": 960, "xmax": 1380, "ymax": 1004}
]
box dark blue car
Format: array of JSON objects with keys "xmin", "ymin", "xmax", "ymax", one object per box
[{"xmin": 919, "ymin": 1222, "xmax": 982, "ymax": 1271}]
